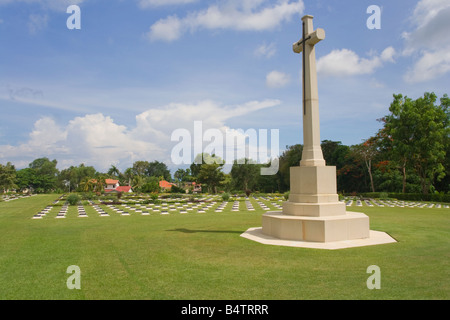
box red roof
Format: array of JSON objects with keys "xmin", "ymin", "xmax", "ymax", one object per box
[
  {"xmin": 104, "ymin": 186, "xmax": 132, "ymax": 193},
  {"xmin": 105, "ymin": 179, "xmax": 119, "ymax": 185},
  {"xmin": 159, "ymin": 180, "xmax": 174, "ymax": 189},
  {"xmin": 116, "ymin": 186, "xmax": 132, "ymax": 192}
]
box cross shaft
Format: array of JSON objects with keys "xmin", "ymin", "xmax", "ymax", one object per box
[{"xmin": 292, "ymin": 15, "xmax": 326, "ymax": 167}]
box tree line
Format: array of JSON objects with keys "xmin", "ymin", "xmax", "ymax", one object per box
[{"xmin": 0, "ymin": 92, "xmax": 448, "ymax": 196}]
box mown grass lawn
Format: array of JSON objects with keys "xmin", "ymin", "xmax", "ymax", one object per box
[{"xmin": 0, "ymin": 194, "xmax": 448, "ymax": 300}]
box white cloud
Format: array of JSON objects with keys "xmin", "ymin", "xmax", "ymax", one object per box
[
  {"xmin": 317, "ymin": 47, "xmax": 395, "ymax": 77},
  {"xmin": 27, "ymin": 14, "xmax": 48, "ymax": 34},
  {"xmin": 401, "ymin": 0, "xmax": 450, "ymax": 83},
  {"xmin": 0, "ymin": 117, "xmax": 66, "ymax": 164},
  {"xmin": 146, "ymin": 0, "xmax": 304, "ymax": 41},
  {"xmin": 0, "ymin": 100, "xmax": 280, "ymax": 171},
  {"xmin": 380, "ymin": 47, "xmax": 396, "ymax": 63},
  {"xmin": 254, "ymin": 42, "xmax": 276, "ymax": 58},
  {"xmin": 266, "ymin": 71, "xmax": 290, "ymax": 88},
  {"xmin": 404, "ymin": 48, "xmax": 450, "ymax": 83},
  {"xmin": 138, "ymin": 0, "xmax": 197, "ymax": 8},
  {"xmin": 148, "ymin": 15, "xmax": 183, "ymax": 42},
  {"xmin": 0, "ymin": 0, "xmax": 85, "ymax": 11}
]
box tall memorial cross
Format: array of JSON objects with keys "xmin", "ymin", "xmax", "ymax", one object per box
[
  {"xmin": 293, "ymin": 15, "xmax": 326, "ymax": 167},
  {"xmin": 241, "ymin": 14, "xmax": 396, "ymax": 248}
]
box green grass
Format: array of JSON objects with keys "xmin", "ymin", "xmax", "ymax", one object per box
[{"xmin": 0, "ymin": 195, "xmax": 448, "ymax": 300}]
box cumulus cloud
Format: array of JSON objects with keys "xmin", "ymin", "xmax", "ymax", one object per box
[
  {"xmin": 317, "ymin": 47, "xmax": 396, "ymax": 77},
  {"xmin": 404, "ymin": 48, "xmax": 450, "ymax": 83},
  {"xmin": 266, "ymin": 71, "xmax": 290, "ymax": 88},
  {"xmin": 401, "ymin": 0, "xmax": 450, "ymax": 83},
  {"xmin": 146, "ymin": 0, "xmax": 304, "ymax": 41},
  {"xmin": 148, "ymin": 15, "xmax": 183, "ymax": 42},
  {"xmin": 0, "ymin": 100, "xmax": 280, "ymax": 171}
]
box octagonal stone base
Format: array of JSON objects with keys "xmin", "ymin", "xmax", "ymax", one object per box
[
  {"xmin": 240, "ymin": 226, "xmax": 397, "ymax": 250},
  {"xmin": 261, "ymin": 211, "xmax": 370, "ymax": 242}
]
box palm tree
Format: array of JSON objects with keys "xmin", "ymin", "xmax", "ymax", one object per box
[
  {"xmin": 79, "ymin": 177, "xmax": 94, "ymax": 192},
  {"xmin": 107, "ymin": 165, "xmax": 120, "ymax": 178},
  {"xmin": 93, "ymin": 175, "xmax": 106, "ymax": 193}
]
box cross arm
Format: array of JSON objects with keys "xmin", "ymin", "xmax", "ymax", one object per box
[{"xmin": 293, "ymin": 28, "xmax": 326, "ymax": 53}]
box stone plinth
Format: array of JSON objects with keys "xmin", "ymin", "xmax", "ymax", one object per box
[
  {"xmin": 260, "ymin": 165, "xmax": 371, "ymax": 243},
  {"xmin": 262, "ymin": 211, "xmax": 369, "ymax": 243},
  {"xmin": 283, "ymin": 166, "xmax": 346, "ymax": 217}
]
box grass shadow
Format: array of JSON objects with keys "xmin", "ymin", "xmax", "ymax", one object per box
[{"xmin": 166, "ymin": 228, "xmax": 244, "ymax": 234}]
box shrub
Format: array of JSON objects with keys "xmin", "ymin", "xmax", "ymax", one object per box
[
  {"xmin": 67, "ymin": 193, "xmax": 81, "ymax": 206},
  {"xmin": 221, "ymin": 192, "xmax": 230, "ymax": 201},
  {"xmin": 82, "ymin": 192, "xmax": 95, "ymax": 200},
  {"xmin": 171, "ymin": 185, "xmax": 185, "ymax": 193},
  {"xmin": 284, "ymin": 191, "xmax": 290, "ymax": 201},
  {"xmin": 150, "ymin": 193, "xmax": 159, "ymax": 202}
]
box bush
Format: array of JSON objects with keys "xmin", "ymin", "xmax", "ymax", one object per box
[
  {"xmin": 141, "ymin": 180, "xmax": 160, "ymax": 193},
  {"xmin": 171, "ymin": 185, "xmax": 185, "ymax": 193},
  {"xmin": 150, "ymin": 193, "xmax": 159, "ymax": 202},
  {"xmin": 82, "ymin": 192, "xmax": 95, "ymax": 200},
  {"xmin": 284, "ymin": 191, "xmax": 290, "ymax": 201},
  {"xmin": 221, "ymin": 192, "xmax": 230, "ymax": 201},
  {"xmin": 67, "ymin": 193, "xmax": 81, "ymax": 206}
]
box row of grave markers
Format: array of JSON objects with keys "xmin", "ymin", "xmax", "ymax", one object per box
[
  {"xmin": 1, "ymin": 194, "xmax": 35, "ymax": 202},
  {"xmin": 345, "ymin": 199, "xmax": 449, "ymax": 209},
  {"xmin": 32, "ymin": 197, "xmax": 285, "ymax": 219},
  {"xmin": 31, "ymin": 195, "xmax": 449, "ymax": 219}
]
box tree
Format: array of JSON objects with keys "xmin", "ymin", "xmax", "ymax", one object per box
[
  {"xmin": 194, "ymin": 154, "xmax": 225, "ymax": 194},
  {"xmin": 28, "ymin": 158, "xmax": 59, "ymax": 192},
  {"xmin": 15, "ymin": 168, "xmax": 35, "ymax": 192},
  {"xmin": 107, "ymin": 165, "xmax": 120, "ymax": 178},
  {"xmin": 381, "ymin": 92, "xmax": 449, "ymax": 194},
  {"xmin": 256, "ymin": 162, "xmax": 281, "ymax": 193},
  {"xmin": 174, "ymin": 168, "xmax": 192, "ymax": 185},
  {"xmin": 79, "ymin": 174, "xmax": 105, "ymax": 193},
  {"xmin": 132, "ymin": 161, "xmax": 149, "ymax": 177},
  {"xmin": 131, "ymin": 175, "xmax": 145, "ymax": 191},
  {"xmin": 141, "ymin": 176, "xmax": 160, "ymax": 193},
  {"xmin": 93, "ymin": 174, "xmax": 106, "ymax": 193},
  {"xmin": 123, "ymin": 167, "xmax": 134, "ymax": 187},
  {"xmin": 321, "ymin": 140, "xmax": 356, "ymax": 193},
  {"xmin": 278, "ymin": 144, "xmax": 303, "ymax": 191},
  {"xmin": 351, "ymin": 137, "xmax": 379, "ymax": 193},
  {"xmin": 79, "ymin": 177, "xmax": 95, "ymax": 192},
  {"xmin": 230, "ymin": 158, "xmax": 260, "ymax": 192},
  {"xmin": 147, "ymin": 161, "xmax": 171, "ymax": 181},
  {"xmin": 58, "ymin": 164, "xmax": 96, "ymax": 192},
  {"xmin": 0, "ymin": 162, "xmax": 17, "ymax": 193}
]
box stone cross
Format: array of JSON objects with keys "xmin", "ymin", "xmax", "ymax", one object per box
[{"xmin": 293, "ymin": 15, "xmax": 326, "ymax": 167}]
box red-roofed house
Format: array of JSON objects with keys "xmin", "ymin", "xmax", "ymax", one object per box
[
  {"xmin": 104, "ymin": 179, "xmax": 133, "ymax": 193},
  {"xmin": 159, "ymin": 180, "xmax": 175, "ymax": 191},
  {"xmin": 105, "ymin": 179, "xmax": 119, "ymax": 189}
]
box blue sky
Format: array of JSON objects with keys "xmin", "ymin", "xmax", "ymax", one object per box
[{"xmin": 0, "ymin": 0, "xmax": 449, "ymax": 173}]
